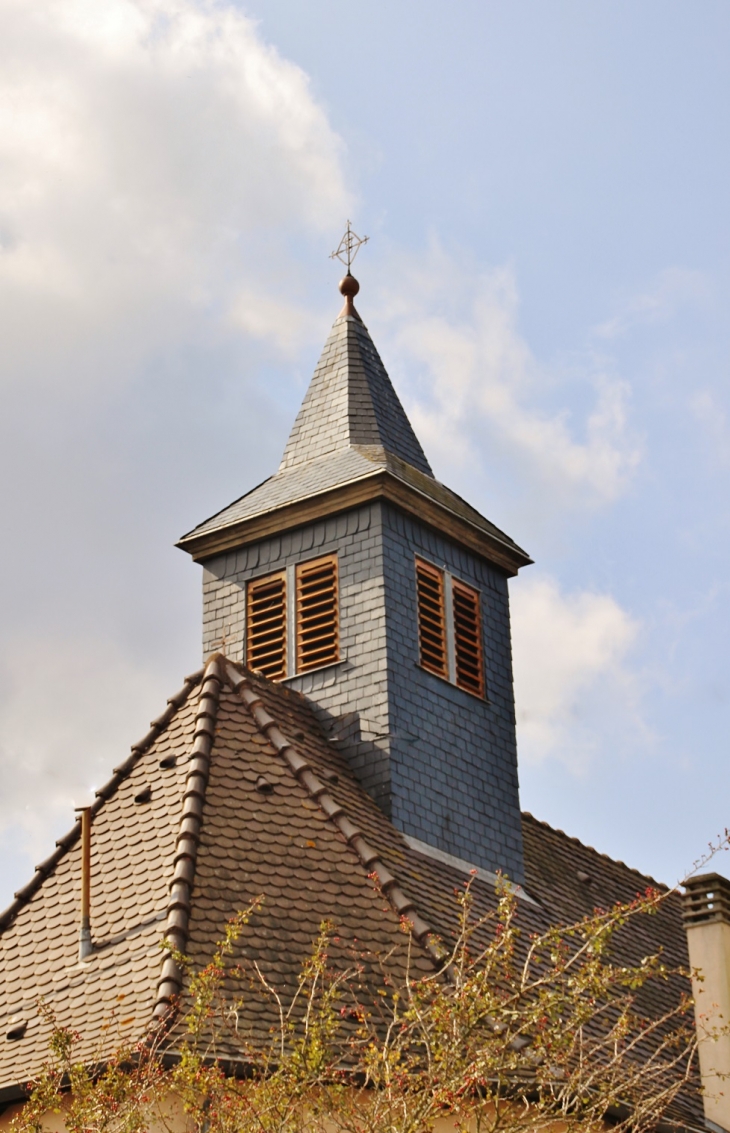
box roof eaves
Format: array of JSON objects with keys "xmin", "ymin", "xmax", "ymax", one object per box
[
  {"xmin": 386, "ymin": 457, "xmax": 529, "ymax": 555},
  {"xmin": 153, "ymin": 654, "xmax": 225, "ymax": 1021},
  {"xmin": 178, "ymin": 474, "xmax": 275, "ymax": 544},
  {"xmin": 177, "ymin": 465, "xmax": 531, "ymax": 576},
  {"xmin": 175, "ymin": 465, "xmax": 384, "ymax": 556},
  {"xmin": 224, "ymin": 661, "xmax": 444, "ymax": 969},
  {"xmin": 386, "ymin": 478, "xmax": 531, "ymax": 566},
  {"xmin": 0, "ymin": 667, "xmax": 205, "ymax": 936}
]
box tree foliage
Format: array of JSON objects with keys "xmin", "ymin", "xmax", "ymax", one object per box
[{"xmin": 14, "ymin": 879, "xmax": 700, "ymax": 1133}]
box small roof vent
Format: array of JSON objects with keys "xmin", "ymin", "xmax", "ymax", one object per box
[
  {"xmin": 134, "ymin": 785, "xmax": 152, "ymax": 804},
  {"xmin": 6, "ymin": 1018, "xmax": 27, "ymax": 1042},
  {"xmin": 158, "ymin": 755, "xmax": 177, "ymax": 770},
  {"xmin": 255, "ymin": 776, "xmax": 274, "ymax": 795},
  {"xmin": 576, "ymin": 870, "xmax": 592, "ymax": 884}
]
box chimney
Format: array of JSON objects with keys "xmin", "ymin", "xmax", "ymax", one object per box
[
  {"xmin": 76, "ymin": 806, "xmax": 93, "ymax": 962},
  {"xmin": 683, "ymin": 873, "xmax": 730, "ymax": 1132}
]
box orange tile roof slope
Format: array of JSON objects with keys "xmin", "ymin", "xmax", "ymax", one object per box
[
  {"xmin": 523, "ymin": 811, "xmax": 688, "ymax": 969},
  {"xmin": 0, "ymin": 657, "xmax": 702, "ymax": 1128},
  {"xmin": 244, "ymin": 668, "xmax": 545, "ymax": 945}
]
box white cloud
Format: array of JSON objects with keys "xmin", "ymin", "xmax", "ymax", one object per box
[
  {"xmin": 0, "ymin": 634, "xmax": 173, "ymax": 862},
  {"xmin": 594, "ymin": 267, "xmax": 710, "ymax": 340},
  {"xmin": 228, "ymin": 288, "xmax": 314, "ymax": 358},
  {"xmin": 0, "ymin": 0, "xmax": 351, "ymax": 392},
  {"xmin": 511, "ymin": 575, "xmax": 640, "ymax": 771},
  {"xmin": 374, "ymin": 244, "xmax": 640, "ymax": 516},
  {"xmin": 0, "ymin": 0, "xmax": 352, "ymax": 904},
  {"xmin": 691, "ymin": 389, "xmax": 730, "ymax": 467}
]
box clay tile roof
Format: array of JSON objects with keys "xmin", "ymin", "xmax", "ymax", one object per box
[
  {"xmin": 0, "ymin": 668, "xmax": 204, "ymax": 1097},
  {"xmin": 0, "ymin": 659, "xmax": 701, "ymax": 1127}
]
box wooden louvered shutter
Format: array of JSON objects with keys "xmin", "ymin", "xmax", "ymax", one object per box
[
  {"xmin": 452, "ymin": 579, "xmax": 484, "ymax": 697},
  {"xmin": 295, "ymin": 555, "xmax": 339, "ymax": 673},
  {"xmin": 416, "ymin": 559, "xmax": 447, "ymax": 678},
  {"xmin": 246, "ymin": 572, "xmax": 286, "ymax": 679}
]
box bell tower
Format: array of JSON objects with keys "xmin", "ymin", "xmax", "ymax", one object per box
[{"xmin": 178, "ymin": 251, "xmax": 532, "ymax": 883}]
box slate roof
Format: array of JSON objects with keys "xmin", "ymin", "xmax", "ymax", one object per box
[
  {"xmin": 0, "ymin": 656, "xmax": 700, "ymax": 1125},
  {"xmin": 178, "ymin": 314, "xmax": 529, "ymax": 570},
  {"xmin": 279, "ymin": 313, "xmax": 432, "ymax": 476}
]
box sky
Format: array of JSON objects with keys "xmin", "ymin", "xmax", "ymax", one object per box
[{"xmin": 1, "ymin": 0, "xmax": 729, "ymax": 907}]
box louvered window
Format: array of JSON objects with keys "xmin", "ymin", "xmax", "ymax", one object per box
[
  {"xmin": 246, "ymin": 572, "xmax": 286, "ymax": 679},
  {"xmin": 415, "ymin": 558, "xmax": 485, "ymax": 698},
  {"xmin": 452, "ymin": 579, "xmax": 484, "ymax": 698},
  {"xmin": 246, "ymin": 556, "xmax": 340, "ymax": 681},
  {"xmin": 416, "ymin": 559, "xmax": 447, "ymax": 678},
  {"xmin": 296, "ymin": 555, "xmax": 339, "ymax": 673}
]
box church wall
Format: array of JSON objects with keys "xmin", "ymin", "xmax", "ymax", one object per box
[
  {"xmin": 0, "ymin": 1093, "xmax": 573, "ymax": 1133},
  {"xmin": 380, "ymin": 504, "xmax": 525, "ymax": 884}
]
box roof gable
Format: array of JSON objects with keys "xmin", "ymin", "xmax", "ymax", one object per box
[
  {"xmin": 0, "ymin": 658, "xmax": 443, "ymax": 1094},
  {"xmin": 181, "ymin": 680, "xmax": 434, "ymax": 1047}
]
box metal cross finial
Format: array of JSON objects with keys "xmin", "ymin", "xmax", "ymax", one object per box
[{"xmin": 330, "ymin": 221, "xmax": 369, "ymax": 271}]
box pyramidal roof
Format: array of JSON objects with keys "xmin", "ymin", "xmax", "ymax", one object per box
[
  {"xmin": 279, "ymin": 312, "xmax": 432, "ymax": 476},
  {"xmin": 179, "ymin": 287, "xmax": 531, "ymax": 573}
]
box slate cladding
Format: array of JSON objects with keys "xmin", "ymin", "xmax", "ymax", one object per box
[
  {"xmin": 381, "ymin": 504, "xmax": 523, "ymax": 879},
  {"xmin": 202, "ymin": 505, "xmax": 389, "ymax": 798},
  {"xmin": 178, "ymin": 319, "xmax": 528, "ymax": 567},
  {"xmin": 279, "ymin": 313, "xmax": 432, "ymax": 476},
  {"xmin": 196, "ymin": 300, "xmax": 524, "ymax": 880},
  {"xmin": 202, "ymin": 499, "xmax": 523, "ymax": 881},
  {"xmin": 0, "ymin": 659, "xmax": 701, "ymax": 1130}
]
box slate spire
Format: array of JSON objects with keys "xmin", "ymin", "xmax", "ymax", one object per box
[
  {"xmin": 179, "ymin": 260, "xmax": 531, "ymax": 884},
  {"xmin": 279, "ymin": 274, "xmax": 433, "ymax": 477}
]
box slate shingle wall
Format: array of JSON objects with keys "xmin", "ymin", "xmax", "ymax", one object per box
[
  {"xmin": 381, "ymin": 503, "xmax": 524, "ymax": 883},
  {"xmin": 202, "ymin": 505, "xmax": 393, "ymax": 812},
  {"xmin": 201, "ymin": 500, "xmax": 524, "ymax": 882}
]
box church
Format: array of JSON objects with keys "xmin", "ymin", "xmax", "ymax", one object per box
[{"xmin": 0, "ymin": 250, "xmax": 728, "ymax": 1132}]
